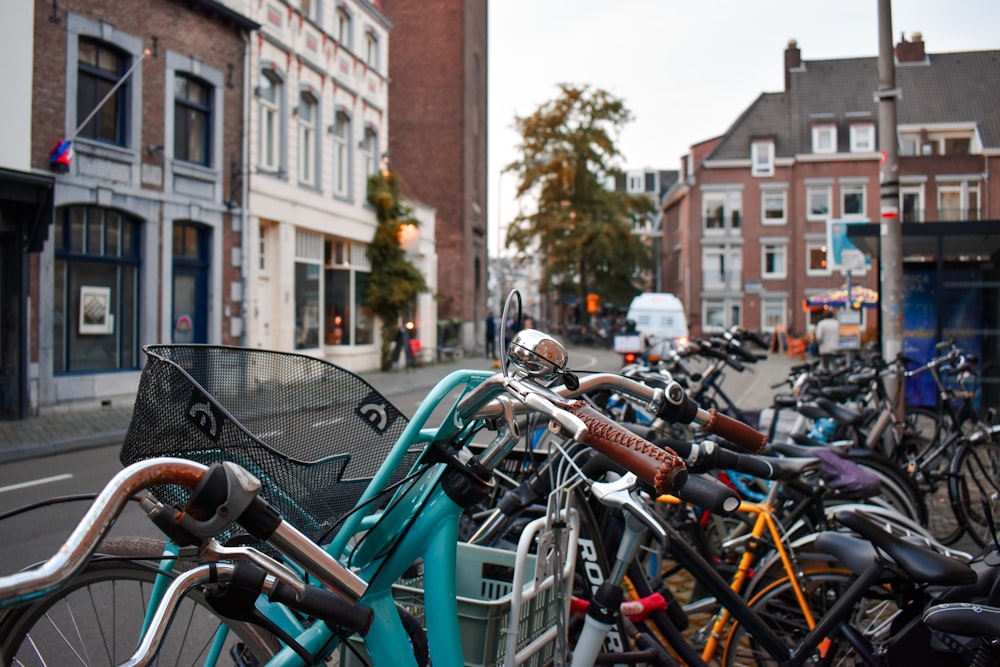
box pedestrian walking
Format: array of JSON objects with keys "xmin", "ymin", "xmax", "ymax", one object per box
[{"xmin": 814, "ymin": 310, "xmax": 841, "ymax": 369}]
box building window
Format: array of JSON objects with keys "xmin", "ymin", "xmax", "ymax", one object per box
[
  {"xmin": 174, "ymin": 74, "xmax": 212, "ymax": 166},
  {"xmin": 761, "ymin": 298, "xmax": 786, "ymax": 332},
  {"xmin": 365, "ymin": 30, "xmax": 379, "ymax": 71},
  {"xmin": 297, "ymin": 92, "xmax": 318, "ymax": 187},
  {"xmin": 702, "ymin": 190, "xmax": 741, "ymax": 234},
  {"xmin": 360, "ymin": 125, "xmax": 378, "ymax": 178},
  {"xmin": 54, "ymin": 206, "xmax": 141, "ymax": 373},
  {"xmin": 627, "ymin": 172, "xmax": 644, "ymax": 193},
  {"xmin": 323, "ymin": 239, "xmax": 373, "ymax": 346},
  {"xmin": 812, "ymin": 124, "xmax": 837, "ymax": 154},
  {"xmin": 900, "ymin": 186, "xmax": 924, "ymax": 222},
  {"xmin": 806, "ymin": 239, "xmax": 831, "ymax": 276},
  {"xmin": 300, "ymin": 0, "xmax": 319, "ymax": 22},
  {"xmin": 702, "ymin": 247, "xmax": 742, "ymax": 290},
  {"xmin": 259, "ymin": 70, "xmax": 283, "ymax": 173},
  {"xmin": 751, "ymin": 140, "xmax": 774, "ymax": 177},
  {"xmin": 762, "ymin": 243, "xmax": 787, "ymax": 279},
  {"xmin": 337, "ymin": 7, "xmax": 352, "ymax": 48},
  {"xmin": 807, "ymin": 185, "xmax": 832, "ymax": 221},
  {"xmin": 850, "ymin": 124, "xmax": 874, "ymax": 152},
  {"xmin": 258, "ymin": 223, "xmax": 270, "ymax": 274},
  {"xmin": 938, "ymin": 182, "xmax": 981, "ymax": 221},
  {"xmin": 77, "ymin": 38, "xmax": 129, "ymax": 146},
  {"xmin": 762, "ymin": 190, "xmax": 786, "ymax": 225},
  {"xmin": 704, "ymin": 298, "xmax": 741, "ymax": 332},
  {"xmin": 841, "ymin": 184, "xmax": 866, "ymax": 218},
  {"xmin": 332, "ymin": 110, "xmax": 350, "ymax": 198}
]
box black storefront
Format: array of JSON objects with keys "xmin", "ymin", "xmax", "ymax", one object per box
[
  {"xmin": 849, "ymin": 220, "xmax": 1000, "ymax": 407},
  {"xmin": 0, "ymin": 168, "xmax": 54, "ymax": 420}
]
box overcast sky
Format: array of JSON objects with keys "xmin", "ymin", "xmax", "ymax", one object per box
[{"xmin": 487, "ymin": 0, "xmax": 1000, "ymax": 253}]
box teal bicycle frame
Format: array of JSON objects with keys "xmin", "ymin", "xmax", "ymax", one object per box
[{"xmin": 143, "ymin": 368, "xmax": 505, "ymax": 667}]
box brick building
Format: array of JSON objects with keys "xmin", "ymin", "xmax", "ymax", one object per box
[
  {"xmin": 383, "ymin": 0, "xmax": 488, "ymax": 353},
  {"xmin": 662, "ymin": 36, "xmax": 1000, "ymax": 373},
  {"xmin": 24, "ymin": 0, "xmax": 256, "ymax": 413}
]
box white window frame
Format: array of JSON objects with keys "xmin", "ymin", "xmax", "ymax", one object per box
[
  {"xmin": 259, "ymin": 69, "xmax": 282, "ymax": 173},
  {"xmin": 365, "ymin": 30, "xmax": 379, "ymax": 70},
  {"xmin": 332, "ymin": 110, "xmax": 350, "ymax": 198},
  {"xmin": 806, "ymin": 239, "xmax": 832, "ymax": 276},
  {"xmin": 807, "ymin": 185, "xmax": 832, "ymax": 221},
  {"xmin": 702, "ymin": 246, "xmax": 742, "ymax": 291},
  {"xmin": 361, "ymin": 125, "xmax": 378, "ymax": 178},
  {"xmin": 297, "ymin": 92, "xmax": 318, "ymax": 187},
  {"xmin": 703, "ymin": 298, "xmax": 742, "ymax": 333},
  {"xmin": 850, "ymin": 123, "xmax": 875, "ymax": 152},
  {"xmin": 702, "ymin": 189, "xmax": 742, "ymax": 235},
  {"xmin": 900, "ymin": 185, "xmax": 924, "ymax": 223},
  {"xmin": 761, "ymin": 189, "xmax": 786, "ymax": 225},
  {"xmin": 751, "ymin": 140, "xmax": 774, "ymax": 177},
  {"xmin": 761, "ymin": 243, "xmax": 787, "ymax": 280},
  {"xmin": 300, "ymin": 0, "xmax": 319, "ymax": 22},
  {"xmin": 812, "ymin": 124, "xmax": 837, "ymax": 154},
  {"xmin": 937, "ymin": 181, "xmax": 981, "ymax": 221},
  {"xmin": 627, "ymin": 172, "xmax": 644, "ymax": 193},
  {"xmin": 841, "ymin": 184, "xmax": 866, "ymax": 219},
  {"xmin": 761, "ymin": 297, "xmax": 787, "ymax": 333},
  {"xmin": 337, "ymin": 7, "xmax": 352, "ymax": 48}
]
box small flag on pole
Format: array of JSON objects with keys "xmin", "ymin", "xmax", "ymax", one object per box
[{"xmin": 49, "ymin": 140, "xmax": 73, "ymax": 173}]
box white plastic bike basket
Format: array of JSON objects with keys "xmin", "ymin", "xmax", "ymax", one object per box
[{"xmin": 343, "ymin": 511, "xmax": 578, "ymax": 667}]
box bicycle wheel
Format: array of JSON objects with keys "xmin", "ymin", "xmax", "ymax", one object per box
[
  {"xmin": 722, "ymin": 569, "xmax": 897, "ymax": 667},
  {"xmin": 0, "ymin": 537, "xmax": 280, "ymax": 667},
  {"xmin": 846, "ymin": 452, "xmax": 926, "ymax": 525},
  {"xmin": 950, "ymin": 440, "xmax": 1000, "ymax": 548}
]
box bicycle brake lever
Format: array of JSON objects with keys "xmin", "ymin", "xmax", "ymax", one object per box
[{"xmin": 589, "ymin": 474, "xmax": 667, "ymax": 543}]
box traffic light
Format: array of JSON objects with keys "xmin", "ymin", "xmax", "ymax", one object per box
[{"xmin": 586, "ymin": 293, "xmax": 600, "ymax": 314}]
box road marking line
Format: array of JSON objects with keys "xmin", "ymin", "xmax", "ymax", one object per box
[{"xmin": 0, "ymin": 474, "xmax": 74, "ymax": 494}]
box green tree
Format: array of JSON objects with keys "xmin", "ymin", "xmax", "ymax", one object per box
[
  {"xmin": 505, "ymin": 84, "xmax": 654, "ymax": 311},
  {"xmin": 366, "ymin": 166, "xmax": 427, "ymax": 371}
]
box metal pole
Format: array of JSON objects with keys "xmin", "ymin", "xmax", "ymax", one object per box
[
  {"xmin": 877, "ymin": 0, "xmax": 905, "ymax": 420},
  {"xmin": 876, "ymin": 0, "xmax": 903, "ymax": 363},
  {"xmin": 72, "ymin": 49, "xmax": 151, "ymax": 140}
]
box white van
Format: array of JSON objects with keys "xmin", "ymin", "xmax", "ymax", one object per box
[{"xmin": 625, "ymin": 293, "xmax": 689, "ymax": 348}]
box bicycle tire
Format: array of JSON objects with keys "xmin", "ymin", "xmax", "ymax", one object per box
[
  {"xmin": 950, "ymin": 440, "xmax": 1000, "ymax": 548},
  {"xmin": 721, "ymin": 569, "xmax": 897, "ymax": 667},
  {"xmin": 0, "ymin": 536, "xmax": 280, "ymax": 667},
  {"xmin": 846, "ymin": 451, "xmax": 926, "ymax": 525}
]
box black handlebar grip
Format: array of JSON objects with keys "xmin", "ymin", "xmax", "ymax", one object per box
[
  {"xmin": 673, "ymin": 474, "xmax": 740, "ymax": 515},
  {"xmin": 707, "ymin": 445, "xmax": 776, "ymax": 478},
  {"xmin": 701, "ymin": 409, "xmax": 768, "ymax": 454},
  {"xmin": 270, "ymin": 581, "xmax": 374, "ymax": 636}
]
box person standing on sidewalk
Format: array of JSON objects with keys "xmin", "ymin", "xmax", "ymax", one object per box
[
  {"xmin": 485, "ymin": 312, "xmax": 497, "ymax": 359},
  {"xmin": 814, "ymin": 310, "xmax": 841, "ymax": 369}
]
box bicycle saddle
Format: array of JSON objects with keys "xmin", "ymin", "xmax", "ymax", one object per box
[
  {"xmin": 923, "ymin": 602, "xmax": 1000, "ymax": 639},
  {"xmin": 834, "ymin": 510, "xmax": 976, "ymax": 586}
]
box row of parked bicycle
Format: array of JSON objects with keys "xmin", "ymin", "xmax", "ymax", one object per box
[{"xmin": 1, "ymin": 289, "xmax": 999, "ymax": 667}]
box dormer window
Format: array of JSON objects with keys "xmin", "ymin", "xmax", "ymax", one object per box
[
  {"xmin": 850, "ymin": 123, "xmax": 875, "ymax": 152},
  {"xmin": 812, "ymin": 124, "xmax": 837, "ymax": 154},
  {"xmin": 751, "ymin": 140, "xmax": 774, "ymax": 177}
]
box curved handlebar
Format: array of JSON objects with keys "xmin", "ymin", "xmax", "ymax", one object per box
[{"xmin": 0, "ymin": 457, "xmax": 210, "ymax": 609}]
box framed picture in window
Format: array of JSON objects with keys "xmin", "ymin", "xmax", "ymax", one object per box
[{"xmin": 79, "ymin": 286, "xmax": 113, "ymax": 335}]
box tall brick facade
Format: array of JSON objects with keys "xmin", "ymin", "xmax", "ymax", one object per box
[{"xmin": 383, "ymin": 0, "xmax": 488, "ymax": 350}]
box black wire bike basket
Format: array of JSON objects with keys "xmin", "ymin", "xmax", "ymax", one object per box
[{"xmin": 120, "ymin": 345, "xmax": 417, "ymax": 545}]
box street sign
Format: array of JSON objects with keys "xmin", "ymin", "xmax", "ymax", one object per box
[{"xmin": 826, "ymin": 219, "xmax": 872, "ymax": 273}]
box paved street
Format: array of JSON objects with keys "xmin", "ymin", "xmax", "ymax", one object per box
[{"xmin": 0, "ymin": 342, "xmax": 798, "ymax": 463}]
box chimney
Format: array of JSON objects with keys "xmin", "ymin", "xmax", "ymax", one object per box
[
  {"xmin": 784, "ymin": 40, "xmax": 801, "ymax": 90},
  {"xmin": 895, "ymin": 31, "xmax": 926, "ymax": 63}
]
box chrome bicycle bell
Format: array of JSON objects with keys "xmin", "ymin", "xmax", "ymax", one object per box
[{"xmin": 507, "ymin": 328, "xmax": 569, "ymax": 383}]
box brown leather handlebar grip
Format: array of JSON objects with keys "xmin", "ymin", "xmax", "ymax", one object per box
[
  {"xmin": 564, "ymin": 401, "xmax": 687, "ymax": 495},
  {"xmin": 702, "ymin": 408, "xmax": 768, "ymax": 454}
]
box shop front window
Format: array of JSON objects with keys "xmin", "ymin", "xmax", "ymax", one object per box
[
  {"xmin": 294, "ymin": 262, "xmax": 321, "ymax": 349},
  {"xmin": 54, "ymin": 206, "xmax": 140, "ymax": 372}
]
